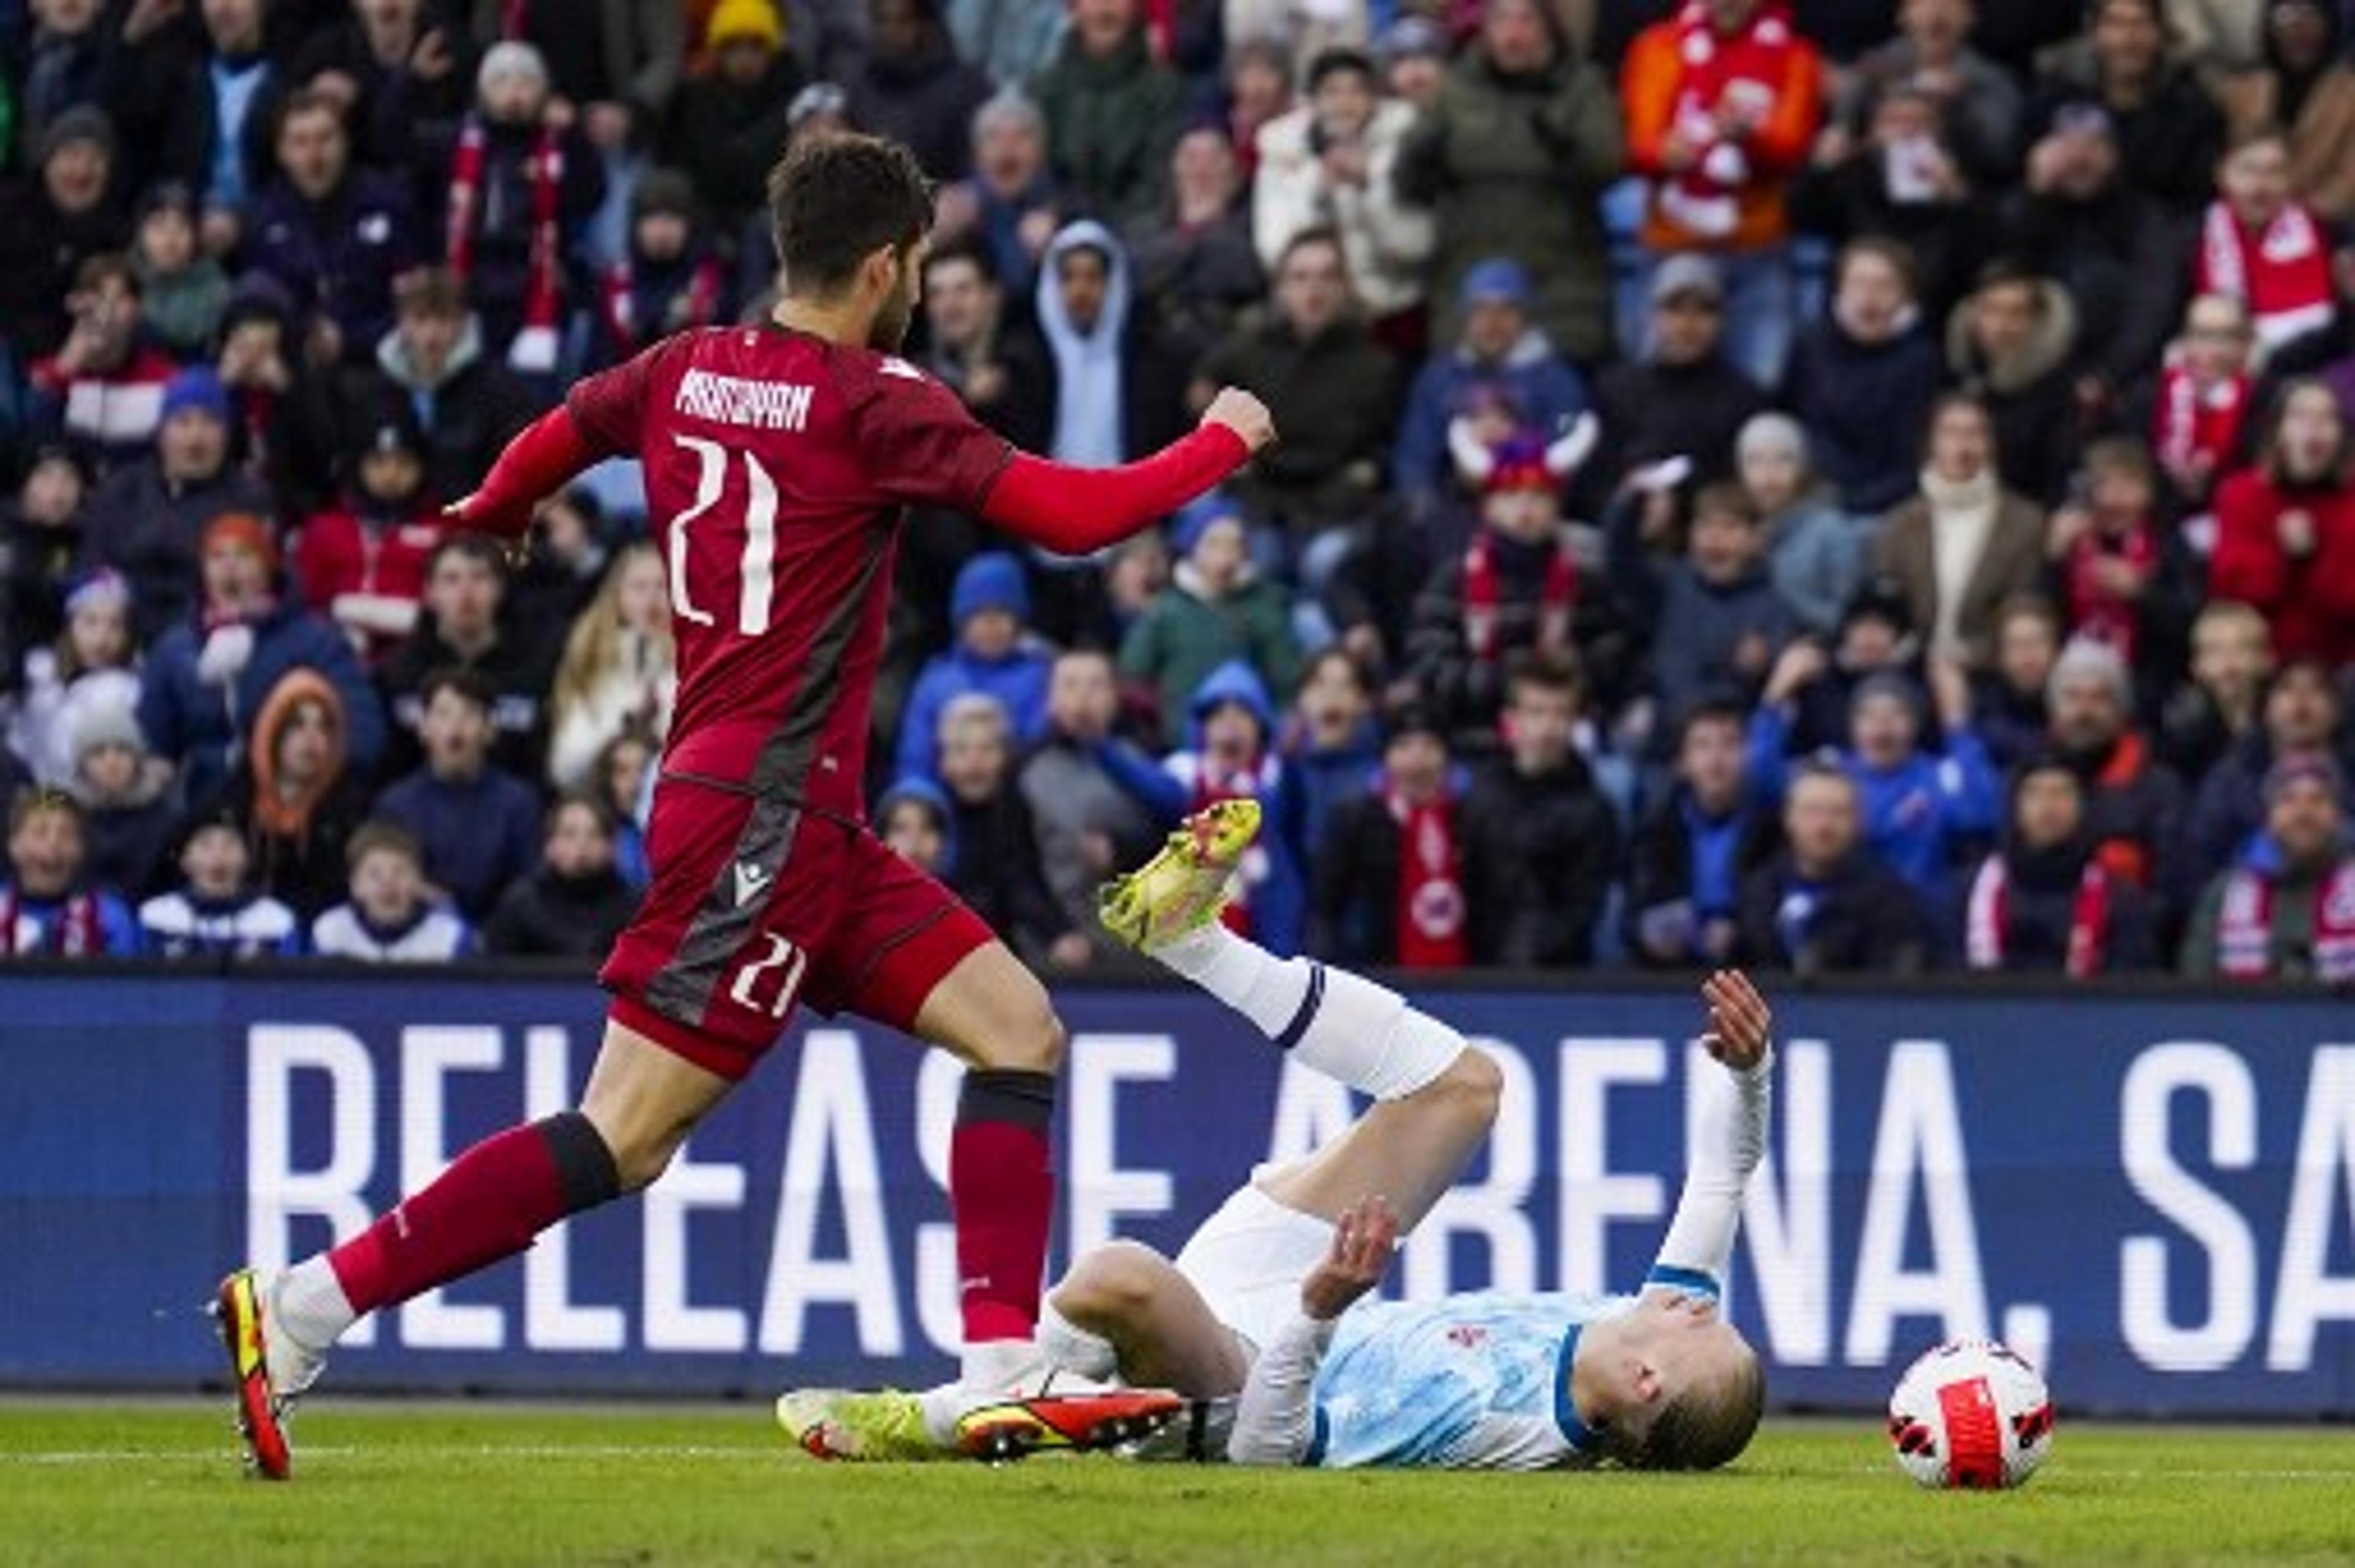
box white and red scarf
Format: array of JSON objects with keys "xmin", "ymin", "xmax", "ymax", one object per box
[
  {"xmin": 1462, "ymin": 530, "xmax": 1576, "ymax": 663},
  {"xmin": 1387, "ymin": 786, "xmax": 1466, "ymax": 969},
  {"xmin": 2153, "ymin": 364, "xmax": 2249, "ymax": 485},
  {"xmin": 1964, "ymin": 857, "xmax": 2113, "ymax": 978},
  {"xmin": 448, "ymin": 115, "xmax": 565, "ymax": 373},
  {"xmin": 1659, "ymin": 0, "xmax": 1796, "ymax": 238},
  {"xmin": 0, "ymin": 885, "xmax": 105, "ymax": 956},
  {"xmin": 2216, "ymin": 860, "xmax": 2355, "ymax": 982},
  {"xmin": 2064, "ymin": 520, "xmax": 2158, "ymax": 662},
  {"xmin": 599, "ymin": 255, "xmax": 726, "ymax": 356},
  {"xmin": 2196, "ymin": 201, "xmax": 2335, "ymax": 353}
]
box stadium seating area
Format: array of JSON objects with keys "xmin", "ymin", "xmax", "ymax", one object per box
[{"xmin": 2, "ymin": 0, "xmax": 2353, "ymax": 980}]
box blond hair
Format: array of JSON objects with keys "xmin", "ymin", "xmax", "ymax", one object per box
[{"xmin": 552, "ymin": 542, "xmax": 675, "ymax": 734}]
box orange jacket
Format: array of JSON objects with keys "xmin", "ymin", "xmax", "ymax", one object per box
[{"xmin": 1622, "ymin": 18, "xmax": 1824, "ymax": 252}]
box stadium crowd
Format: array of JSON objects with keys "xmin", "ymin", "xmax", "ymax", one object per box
[{"xmin": 1, "ymin": 0, "xmax": 2353, "ymax": 982}]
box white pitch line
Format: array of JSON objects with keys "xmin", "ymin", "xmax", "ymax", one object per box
[{"xmin": 0, "ymin": 1445, "xmax": 776, "ymax": 1466}]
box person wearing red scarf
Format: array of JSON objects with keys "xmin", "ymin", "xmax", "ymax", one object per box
[
  {"xmin": 0, "ymin": 790, "xmax": 135, "ymax": 957},
  {"xmin": 2195, "ymin": 131, "xmax": 2335, "ymax": 356},
  {"xmin": 445, "ymin": 42, "xmax": 606, "ymax": 376},
  {"xmin": 588, "ymin": 167, "xmax": 729, "ymax": 371},
  {"xmin": 1622, "ymin": 0, "xmax": 1824, "ymax": 383},
  {"xmin": 2045, "ymin": 437, "xmax": 2199, "ymax": 671},
  {"xmin": 1962, "ymin": 757, "xmax": 2161, "ymax": 974},
  {"xmin": 2151, "ymin": 293, "xmax": 2254, "ymax": 506},
  {"xmin": 1309, "ymin": 710, "xmax": 1470, "ymax": 969},
  {"xmin": 2184, "ymin": 754, "xmax": 2355, "ymax": 981}
]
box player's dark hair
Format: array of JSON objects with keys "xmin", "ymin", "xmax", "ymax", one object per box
[
  {"xmin": 767, "ymin": 134, "xmax": 934, "ymax": 296},
  {"xmin": 1628, "ymin": 1348, "xmax": 1765, "ymax": 1472},
  {"xmin": 419, "ymin": 665, "xmax": 497, "ymax": 716}
]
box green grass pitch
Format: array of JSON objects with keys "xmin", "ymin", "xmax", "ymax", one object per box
[{"xmin": 1, "ymin": 1402, "xmax": 2350, "ymax": 1567}]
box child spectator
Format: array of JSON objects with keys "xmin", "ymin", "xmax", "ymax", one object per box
[
  {"xmin": 548, "ymin": 544, "xmax": 676, "ymax": 792},
  {"xmin": 2196, "ymin": 130, "xmax": 2335, "ymax": 356},
  {"xmin": 1, "ymin": 448, "xmax": 93, "ymax": 684},
  {"xmin": 138, "ymin": 813, "xmax": 302, "ymax": 958},
  {"xmin": 876, "ymin": 776, "xmax": 952, "ymax": 874},
  {"xmin": 294, "ymin": 407, "xmax": 446, "ymax": 665},
  {"xmin": 1782, "ymin": 237, "xmax": 1947, "ymax": 516},
  {"xmin": 310, "ymin": 820, "xmax": 473, "ymax": 962},
  {"xmin": 1628, "ymin": 699, "xmax": 1781, "ymax": 967},
  {"xmin": 895, "ymin": 553, "xmax": 1055, "ymax": 782},
  {"xmin": 1736, "ymin": 413, "xmax": 1864, "ymax": 635},
  {"xmin": 2160, "ymin": 600, "xmax": 2276, "ymax": 781},
  {"xmin": 1757, "ymin": 572, "xmax": 1924, "ymax": 754},
  {"xmin": 1970, "ymin": 594, "xmax": 2064, "ymax": 770},
  {"xmin": 589, "ymin": 169, "xmax": 730, "ymax": 372},
  {"xmin": 2044, "ymin": 437, "xmax": 2200, "ymax": 673},
  {"xmin": 589, "ymin": 727, "xmax": 656, "ymax": 890},
  {"xmin": 441, "ymin": 42, "xmax": 604, "ymax": 375},
  {"xmin": 1410, "ymin": 429, "xmax": 1591, "ymax": 751},
  {"xmin": 1100, "ymin": 659, "xmax": 1307, "ymax": 954},
  {"xmin": 934, "ymin": 694, "xmax": 1090, "ymax": 969},
  {"xmin": 1273, "ymin": 648, "xmax": 1382, "ymax": 880},
  {"xmin": 1460, "ymin": 651, "xmax": 1622, "ymax": 967},
  {"xmin": 2181, "ymin": 754, "xmax": 2355, "ymax": 980},
  {"xmin": 10, "ymin": 567, "xmax": 141, "ymax": 788},
  {"xmin": 0, "ymin": 789, "xmax": 136, "ymax": 956},
  {"xmin": 128, "ymin": 182, "xmax": 229, "ymax": 361},
  {"xmin": 1962, "ymin": 756, "xmax": 2161, "ymax": 974},
  {"xmin": 1119, "ymin": 492, "xmax": 1301, "ymax": 744},
  {"xmin": 373, "ymin": 668, "xmax": 542, "ymax": 923},
  {"xmin": 1737, "ymin": 760, "xmax": 1934, "ymax": 973},
  {"xmin": 28, "ymin": 253, "xmax": 181, "ymax": 476},
  {"xmin": 2210, "ymin": 378, "xmax": 2355, "ymax": 667},
  {"xmin": 483, "ymin": 795, "xmax": 639, "ymax": 959},
  {"xmin": 2152, "ymin": 293, "xmax": 2255, "ymax": 509},
  {"xmin": 199, "ymin": 669, "xmax": 369, "ymax": 920},
  {"xmin": 66, "ymin": 705, "xmax": 176, "ymax": 900},
  {"xmin": 1311, "ymin": 708, "xmax": 1470, "ymax": 969},
  {"xmin": 1613, "ymin": 481, "xmax": 1801, "ymax": 740}
]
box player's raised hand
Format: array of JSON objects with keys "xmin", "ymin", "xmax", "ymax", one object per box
[
  {"xmin": 1201, "ymin": 387, "xmax": 1277, "ymax": 454},
  {"xmin": 1699, "ymin": 969, "xmax": 1773, "ymax": 1072},
  {"xmin": 1300, "ymin": 1195, "xmax": 1398, "ymax": 1322}
]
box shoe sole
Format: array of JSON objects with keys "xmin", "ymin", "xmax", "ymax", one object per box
[
  {"xmin": 955, "ymin": 1392, "xmax": 1184, "ymax": 1463},
  {"xmin": 212, "ymin": 1271, "xmax": 291, "ymax": 1481}
]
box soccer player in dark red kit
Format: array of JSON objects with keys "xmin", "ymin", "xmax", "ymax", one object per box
[{"xmin": 214, "ymin": 134, "xmax": 1276, "ymax": 1479}]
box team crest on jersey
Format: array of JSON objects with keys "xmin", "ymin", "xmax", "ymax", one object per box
[
  {"xmin": 1446, "ymin": 1324, "xmax": 1489, "ymax": 1350},
  {"xmin": 878, "ymin": 356, "xmax": 925, "ymax": 381}
]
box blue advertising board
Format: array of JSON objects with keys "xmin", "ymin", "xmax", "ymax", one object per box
[{"xmin": 0, "ymin": 969, "xmax": 2349, "ymax": 1415}]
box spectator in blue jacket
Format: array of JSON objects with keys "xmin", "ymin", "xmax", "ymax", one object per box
[
  {"xmin": 0, "ymin": 788, "xmax": 138, "ymax": 957},
  {"xmin": 1627, "ymin": 699, "xmax": 1782, "ymax": 968},
  {"xmin": 372, "ymin": 668, "xmax": 543, "ymax": 923},
  {"xmin": 1750, "ymin": 657, "xmax": 2000, "ymax": 917},
  {"xmin": 895, "ymin": 552, "xmax": 1055, "ymax": 782},
  {"xmin": 1392, "ymin": 259, "xmax": 1590, "ymax": 526},
  {"xmin": 1273, "ymin": 646, "xmax": 1382, "ymax": 881},
  {"xmin": 1737, "ymin": 413, "xmax": 1866, "ymax": 637},
  {"xmin": 242, "ymin": 88, "xmax": 423, "ymax": 370},
  {"xmin": 138, "ymin": 513, "xmax": 385, "ymax": 803},
  {"xmin": 1613, "ymin": 481, "xmax": 1802, "ymax": 745},
  {"xmin": 1096, "ymin": 658, "xmax": 1308, "ymax": 955},
  {"xmin": 136, "ymin": 813, "xmax": 302, "ymax": 958}
]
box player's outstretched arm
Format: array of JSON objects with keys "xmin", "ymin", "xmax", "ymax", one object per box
[
  {"xmin": 1228, "ymin": 1195, "xmax": 1398, "ymax": 1467},
  {"xmin": 443, "ymin": 406, "xmax": 603, "ymax": 539},
  {"xmin": 1648, "ymin": 971, "xmax": 1775, "ymax": 1296},
  {"xmin": 979, "ymin": 389, "xmax": 1277, "ymax": 556}
]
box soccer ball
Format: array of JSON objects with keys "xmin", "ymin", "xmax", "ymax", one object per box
[{"xmin": 1886, "ymin": 1340, "xmax": 2054, "ymax": 1490}]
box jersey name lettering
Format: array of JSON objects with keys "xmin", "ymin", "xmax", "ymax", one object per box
[{"xmin": 674, "ymin": 370, "xmax": 816, "ymax": 432}]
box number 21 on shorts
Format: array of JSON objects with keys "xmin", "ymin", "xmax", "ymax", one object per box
[{"xmin": 729, "ymin": 932, "xmax": 807, "ymax": 1019}]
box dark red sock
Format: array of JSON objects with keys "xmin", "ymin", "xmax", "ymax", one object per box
[
  {"xmin": 327, "ymin": 1112, "xmax": 620, "ymax": 1315},
  {"xmin": 950, "ymin": 1069, "xmax": 1057, "ymax": 1346}
]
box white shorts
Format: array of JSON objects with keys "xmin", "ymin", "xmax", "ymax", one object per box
[{"xmin": 1171, "ymin": 1180, "xmax": 1334, "ymax": 1358}]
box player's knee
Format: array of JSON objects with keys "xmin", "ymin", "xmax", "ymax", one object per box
[
  {"xmin": 970, "ymin": 985, "xmax": 1066, "ymax": 1074},
  {"xmin": 603, "ymin": 1125, "xmax": 684, "ymax": 1193},
  {"xmin": 1431, "ymin": 1047, "xmax": 1504, "ymax": 1137},
  {"xmin": 1056, "ymin": 1240, "xmax": 1167, "ymax": 1325}
]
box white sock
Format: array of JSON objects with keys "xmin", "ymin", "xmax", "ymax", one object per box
[
  {"xmin": 1158, "ymin": 925, "xmax": 1463, "ymax": 1101},
  {"xmin": 1151, "ymin": 923, "xmax": 1312, "ymax": 1036},
  {"xmin": 960, "ymin": 1336, "xmax": 1038, "ymax": 1391},
  {"xmin": 274, "ymin": 1255, "xmax": 356, "ymax": 1352},
  {"xmin": 1036, "ymin": 1299, "xmax": 1119, "ymax": 1381}
]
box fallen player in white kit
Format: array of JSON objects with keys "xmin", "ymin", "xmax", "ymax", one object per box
[{"xmin": 781, "ymin": 800, "xmax": 1772, "ymax": 1469}]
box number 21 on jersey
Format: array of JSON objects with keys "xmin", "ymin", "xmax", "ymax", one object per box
[{"xmin": 669, "ymin": 435, "xmax": 781, "ymax": 635}]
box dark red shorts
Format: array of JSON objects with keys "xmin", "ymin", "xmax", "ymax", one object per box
[{"xmin": 600, "ymin": 776, "xmax": 994, "ymax": 1080}]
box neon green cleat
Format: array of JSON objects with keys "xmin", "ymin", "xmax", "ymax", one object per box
[
  {"xmin": 1097, "ymin": 799, "xmax": 1262, "ymax": 952},
  {"xmin": 775, "ymin": 1388, "xmax": 949, "ymax": 1463}
]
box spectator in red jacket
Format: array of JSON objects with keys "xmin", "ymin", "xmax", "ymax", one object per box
[
  {"xmin": 2211, "ymin": 378, "xmax": 2355, "ymax": 666},
  {"xmin": 26, "ymin": 253, "xmax": 182, "ymax": 476},
  {"xmin": 294, "ymin": 406, "xmax": 446, "ymax": 665}
]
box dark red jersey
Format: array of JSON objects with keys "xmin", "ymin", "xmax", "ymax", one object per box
[{"xmin": 566, "ymin": 325, "xmax": 1014, "ymax": 821}]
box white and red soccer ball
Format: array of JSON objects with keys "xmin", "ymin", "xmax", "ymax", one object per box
[{"xmin": 1887, "ymin": 1340, "xmax": 2054, "ymax": 1490}]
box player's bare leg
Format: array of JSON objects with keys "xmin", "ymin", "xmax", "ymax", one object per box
[
  {"xmin": 216, "ymin": 1020, "xmax": 729, "ymax": 1478},
  {"xmin": 1047, "ymin": 1241, "xmax": 1253, "ymax": 1394}
]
